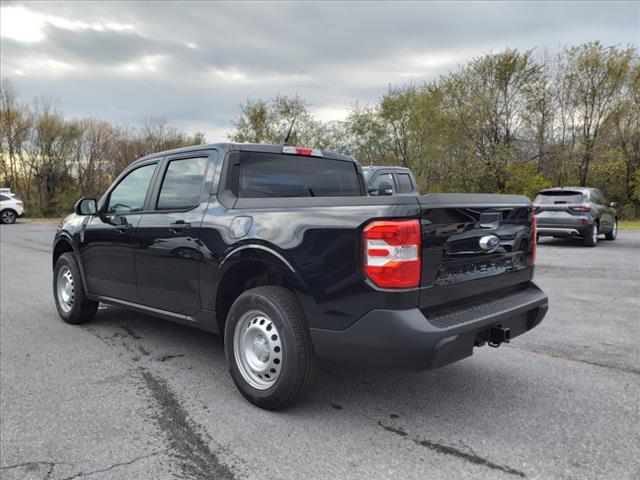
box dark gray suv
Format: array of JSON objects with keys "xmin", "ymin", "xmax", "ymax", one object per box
[{"xmin": 534, "ymin": 187, "xmax": 618, "ymax": 247}]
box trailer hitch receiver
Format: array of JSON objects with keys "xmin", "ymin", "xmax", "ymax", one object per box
[{"xmin": 488, "ymin": 326, "xmax": 511, "ymax": 347}]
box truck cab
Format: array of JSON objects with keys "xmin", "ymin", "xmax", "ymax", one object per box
[{"xmin": 362, "ymin": 166, "xmax": 418, "ymax": 196}]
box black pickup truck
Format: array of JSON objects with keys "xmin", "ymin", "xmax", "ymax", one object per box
[{"xmin": 52, "ymin": 143, "xmax": 548, "ymax": 409}]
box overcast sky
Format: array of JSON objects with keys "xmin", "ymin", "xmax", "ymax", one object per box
[{"xmin": 1, "ymin": 1, "xmax": 638, "ymax": 140}]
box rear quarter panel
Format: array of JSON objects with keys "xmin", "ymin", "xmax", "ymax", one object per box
[{"xmin": 199, "ymin": 196, "xmax": 422, "ymax": 330}]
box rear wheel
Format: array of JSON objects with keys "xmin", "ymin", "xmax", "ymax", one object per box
[
  {"xmin": 0, "ymin": 209, "xmax": 17, "ymax": 224},
  {"xmin": 224, "ymin": 286, "xmax": 316, "ymax": 410},
  {"xmin": 605, "ymin": 220, "xmax": 617, "ymax": 240},
  {"xmin": 583, "ymin": 224, "xmax": 598, "ymax": 247},
  {"xmin": 53, "ymin": 252, "xmax": 98, "ymax": 324}
]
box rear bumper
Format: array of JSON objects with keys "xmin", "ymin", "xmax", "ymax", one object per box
[
  {"xmin": 310, "ymin": 282, "xmax": 548, "ymax": 370},
  {"xmin": 537, "ymin": 226, "xmax": 589, "ymax": 237}
]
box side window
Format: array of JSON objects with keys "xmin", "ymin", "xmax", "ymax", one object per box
[
  {"xmin": 369, "ymin": 173, "xmax": 395, "ymax": 195},
  {"xmin": 157, "ymin": 157, "xmax": 208, "ymax": 210},
  {"xmin": 107, "ymin": 164, "xmax": 156, "ymax": 214},
  {"xmin": 396, "ymin": 173, "xmax": 414, "ymax": 194},
  {"xmin": 0, "ymin": 195, "xmax": 8, "ymax": 201}
]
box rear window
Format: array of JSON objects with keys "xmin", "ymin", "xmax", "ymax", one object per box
[
  {"xmin": 534, "ymin": 191, "xmax": 584, "ymax": 204},
  {"xmin": 396, "ymin": 173, "xmax": 414, "ymax": 193},
  {"xmin": 238, "ymin": 153, "xmax": 362, "ymax": 198}
]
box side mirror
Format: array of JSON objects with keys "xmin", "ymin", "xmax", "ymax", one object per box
[
  {"xmin": 74, "ymin": 197, "xmax": 97, "ymax": 216},
  {"xmin": 609, "ymin": 202, "xmax": 618, "ymax": 208},
  {"xmin": 378, "ymin": 182, "xmax": 393, "ymax": 196}
]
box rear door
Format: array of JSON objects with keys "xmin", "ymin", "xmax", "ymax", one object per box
[
  {"xmin": 592, "ymin": 190, "xmax": 613, "ymax": 232},
  {"xmin": 135, "ymin": 151, "xmax": 217, "ymax": 314}
]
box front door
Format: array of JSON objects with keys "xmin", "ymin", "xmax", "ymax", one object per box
[
  {"xmin": 82, "ymin": 162, "xmax": 158, "ymax": 303},
  {"xmin": 135, "ymin": 154, "xmax": 211, "ymax": 315}
]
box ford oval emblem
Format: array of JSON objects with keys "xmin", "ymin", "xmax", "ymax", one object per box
[{"xmin": 479, "ymin": 235, "xmax": 501, "ymax": 252}]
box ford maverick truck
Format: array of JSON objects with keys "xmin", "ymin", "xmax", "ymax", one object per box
[{"xmin": 52, "ymin": 143, "xmax": 548, "ymax": 409}]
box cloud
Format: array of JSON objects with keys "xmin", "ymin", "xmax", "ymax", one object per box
[{"xmin": 1, "ymin": 1, "xmax": 638, "ymax": 140}]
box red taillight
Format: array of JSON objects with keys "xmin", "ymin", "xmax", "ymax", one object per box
[
  {"xmin": 282, "ymin": 145, "xmax": 323, "ymax": 157},
  {"xmin": 569, "ymin": 204, "xmax": 591, "ymax": 213},
  {"xmin": 363, "ymin": 219, "xmax": 421, "ymax": 289},
  {"xmin": 531, "ymin": 216, "xmax": 537, "ymax": 265}
]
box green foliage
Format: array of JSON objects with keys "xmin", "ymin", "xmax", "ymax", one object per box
[
  {"xmin": 504, "ymin": 162, "xmax": 552, "ymax": 199},
  {"xmin": 2, "ymin": 41, "xmax": 640, "ymax": 218}
]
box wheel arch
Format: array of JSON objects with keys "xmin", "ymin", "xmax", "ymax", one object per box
[
  {"xmin": 215, "ymin": 245, "xmax": 309, "ymax": 339},
  {"xmin": 52, "ymin": 234, "xmax": 90, "ymax": 293}
]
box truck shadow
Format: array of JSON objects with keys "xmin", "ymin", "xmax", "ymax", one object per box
[
  {"xmin": 86, "ymin": 305, "xmax": 526, "ymax": 417},
  {"xmin": 84, "ymin": 305, "xmax": 537, "ymax": 478}
]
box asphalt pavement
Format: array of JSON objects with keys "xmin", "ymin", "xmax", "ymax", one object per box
[{"xmin": 1, "ymin": 221, "xmax": 639, "ymax": 480}]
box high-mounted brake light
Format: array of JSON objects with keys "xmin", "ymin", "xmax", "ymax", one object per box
[
  {"xmin": 282, "ymin": 145, "xmax": 323, "ymax": 157},
  {"xmin": 531, "ymin": 215, "xmax": 537, "ymax": 265},
  {"xmin": 569, "ymin": 204, "xmax": 591, "ymax": 213},
  {"xmin": 362, "ymin": 219, "xmax": 421, "ymax": 289}
]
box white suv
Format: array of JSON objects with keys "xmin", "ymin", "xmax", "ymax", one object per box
[{"xmin": 0, "ymin": 191, "xmax": 24, "ymax": 224}]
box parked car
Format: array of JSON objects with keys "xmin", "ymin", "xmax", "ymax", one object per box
[
  {"xmin": 362, "ymin": 166, "xmax": 419, "ymax": 195},
  {"xmin": 52, "ymin": 143, "xmax": 547, "ymax": 409},
  {"xmin": 533, "ymin": 187, "xmax": 617, "ymax": 247},
  {"xmin": 0, "ymin": 190, "xmax": 24, "ymax": 224}
]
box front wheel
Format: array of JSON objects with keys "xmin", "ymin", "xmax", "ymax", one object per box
[
  {"xmin": 224, "ymin": 286, "xmax": 316, "ymax": 410},
  {"xmin": 605, "ymin": 220, "xmax": 617, "ymax": 240},
  {"xmin": 53, "ymin": 253, "xmax": 98, "ymax": 324},
  {"xmin": 583, "ymin": 224, "xmax": 598, "ymax": 247}
]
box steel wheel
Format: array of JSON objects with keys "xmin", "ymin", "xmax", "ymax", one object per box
[
  {"xmin": 56, "ymin": 266, "xmax": 75, "ymax": 313},
  {"xmin": 233, "ymin": 309, "xmax": 283, "ymax": 390},
  {"xmin": 1, "ymin": 210, "xmax": 16, "ymax": 224}
]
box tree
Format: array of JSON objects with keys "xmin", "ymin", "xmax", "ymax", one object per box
[{"xmin": 562, "ymin": 42, "xmax": 635, "ymax": 186}]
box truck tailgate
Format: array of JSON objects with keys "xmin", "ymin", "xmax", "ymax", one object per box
[{"xmin": 418, "ymin": 193, "xmax": 535, "ymax": 312}]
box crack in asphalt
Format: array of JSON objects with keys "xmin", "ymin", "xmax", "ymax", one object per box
[
  {"xmin": 60, "ymin": 449, "xmax": 169, "ymax": 479},
  {"xmin": 514, "ymin": 346, "xmax": 640, "ymax": 375},
  {"xmin": 82, "ymin": 324, "xmax": 237, "ymax": 479},
  {"xmin": 0, "ymin": 460, "xmax": 74, "ymax": 479},
  {"xmin": 139, "ymin": 368, "xmax": 237, "ymax": 480},
  {"xmin": 377, "ymin": 421, "xmax": 526, "ymax": 478}
]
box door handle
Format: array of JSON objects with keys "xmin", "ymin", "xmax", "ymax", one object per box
[
  {"xmin": 116, "ymin": 224, "xmax": 132, "ymax": 233},
  {"xmin": 169, "ymin": 221, "xmax": 191, "ymax": 233}
]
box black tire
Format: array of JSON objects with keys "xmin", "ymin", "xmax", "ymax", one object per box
[
  {"xmin": 53, "ymin": 252, "xmax": 98, "ymax": 324},
  {"xmin": 224, "ymin": 286, "xmax": 316, "ymax": 410},
  {"xmin": 0, "ymin": 209, "xmax": 17, "ymax": 224},
  {"xmin": 605, "ymin": 220, "xmax": 617, "ymax": 240},
  {"xmin": 583, "ymin": 224, "xmax": 598, "ymax": 247}
]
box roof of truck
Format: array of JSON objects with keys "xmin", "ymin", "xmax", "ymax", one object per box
[
  {"xmin": 362, "ymin": 166, "xmax": 412, "ymax": 172},
  {"xmin": 134, "ymin": 142, "xmax": 355, "ymax": 165}
]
